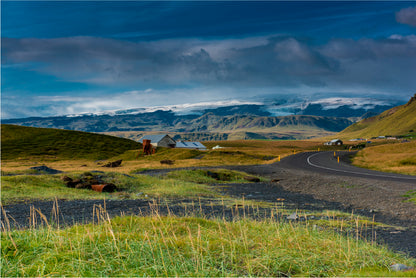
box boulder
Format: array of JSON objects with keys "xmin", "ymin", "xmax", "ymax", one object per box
[
  {"xmin": 102, "ymin": 160, "xmax": 122, "ymax": 168},
  {"xmin": 160, "ymin": 159, "xmax": 174, "ymax": 165},
  {"xmin": 287, "ymin": 212, "xmax": 299, "ymax": 220},
  {"xmin": 390, "ymin": 264, "xmax": 414, "ymax": 272},
  {"xmin": 206, "ymin": 170, "xmax": 220, "ymax": 180},
  {"xmin": 30, "ymin": 165, "xmax": 62, "ymax": 174}
]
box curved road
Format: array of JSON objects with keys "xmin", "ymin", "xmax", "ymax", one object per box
[{"xmin": 279, "ymin": 151, "xmax": 416, "ymax": 184}]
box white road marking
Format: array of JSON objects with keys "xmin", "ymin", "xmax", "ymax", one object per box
[{"xmin": 306, "ymin": 152, "xmax": 416, "ymax": 181}]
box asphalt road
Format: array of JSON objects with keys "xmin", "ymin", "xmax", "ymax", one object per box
[{"xmin": 279, "ymin": 151, "xmax": 416, "ymax": 184}]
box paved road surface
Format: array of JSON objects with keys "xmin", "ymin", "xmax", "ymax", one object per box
[{"xmin": 279, "ymin": 151, "xmax": 416, "ymax": 184}]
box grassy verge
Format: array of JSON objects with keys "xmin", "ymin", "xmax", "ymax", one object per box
[
  {"xmin": 165, "ymin": 169, "xmax": 264, "ymax": 184},
  {"xmin": 352, "ymin": 141, "xmax": 416, "ymax": 175},
  {"xmin": 0, "ymin": 175, "xmax": 106, "ymax": 205},
  {"xmin": 0, "ymin": 172, "xmax": 223, "ymax": 205},
  {"xmin": 2, "ymin": 212, "xmax": 415, "ymax": 277},
  {"xmin": 403, "ymin": 190, "xmax": 416, "ymax": 204}
]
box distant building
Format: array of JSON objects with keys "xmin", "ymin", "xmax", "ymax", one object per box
[
  {"xmin": 139, "ymin": 134, "xmax": 176, "ymax": 148},
  {"xmin": 175, "ymin": 141, "xmax": 207, "ymax": 150},
  {"xmin": 324, "ymin": 139, "xmax": 343, "ymax": 146}
]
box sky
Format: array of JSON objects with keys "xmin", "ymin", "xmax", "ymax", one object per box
[{"xmin": 2, "ymin": 1, "xmax": 416, "ymax": 119}]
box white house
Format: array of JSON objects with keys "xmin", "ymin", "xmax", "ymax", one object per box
[{"xmin": 324, "ymin": 139, "xmax": 343, "ymax": 146}]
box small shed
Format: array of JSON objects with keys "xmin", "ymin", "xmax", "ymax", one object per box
[
  {"xmin": 175, "ymin": 141, "xmax": 207, "ymax": 150},
  {"xmin": 139, "ymin": 134, "xmax": 176, "ymax": 148},
  {"xmin": 324, "ymin": 139, "xmax": 343, "ymax": 146}
]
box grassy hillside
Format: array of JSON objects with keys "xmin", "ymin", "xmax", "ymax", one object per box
[
  {"xmin": 1, "ymin": 124, "xmax": 140, "ymax": 161},
  {"xmin": 337, "ymin": 95, "xmax": 416, "ymax": 139},
  {"xmin": 352, "ymin": 140, "xmax": 416, "ymax": 175}
]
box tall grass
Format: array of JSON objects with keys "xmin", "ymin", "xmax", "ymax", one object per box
[
  {"xmin": 352, "ymin": 141, "xmax": 416, "ymax": 175},
  {"xmin": 2, "ymin": 202, "xmax": 415, "ymax": 277}
]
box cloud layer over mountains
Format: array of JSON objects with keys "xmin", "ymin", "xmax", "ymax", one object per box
[
  {"xmin": 2, "ymin": 2, "xmax": 416, "ymax": 119},
  {"xmin": 3, "ymin": 34, "xmax": 416, "ymax": 118}
]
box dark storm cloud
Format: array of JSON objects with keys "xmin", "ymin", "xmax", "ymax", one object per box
[
  {"xmin": 396, "ymin": 6, "xmax": 416, "ymax": 27},
  {"xmin": 2, "ymin": 34, "xmax": 416, "ymax": 93}
]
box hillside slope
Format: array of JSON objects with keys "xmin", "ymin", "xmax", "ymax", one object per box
[
  {"xmin": 1, "ymin": 124, "xmax": 141, "ymax": 160},
  {"xmin": 337, "ymin": 95, "xmax": 416, "ymax": 139}
]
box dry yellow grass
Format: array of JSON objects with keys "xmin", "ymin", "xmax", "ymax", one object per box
[
  {"xmin": 1, "ymin": 140, "xmax": 327, "ymax": 174},
  {"xmin": 352, "ymin": 140, "xmax": 416, "ymax": 175}
]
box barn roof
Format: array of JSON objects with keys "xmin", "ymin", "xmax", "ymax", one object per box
[
  {"xmin": 138, "ymin": 134, "xmax": 173, "ymax": 143},
  {"xmin": 175, "ymin": 141, "xmax": 207, "ymax": 149}
]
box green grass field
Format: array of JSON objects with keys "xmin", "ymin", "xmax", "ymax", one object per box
[{"xmin": 2, "ymin": 211, "xmax": 415, "ymax": 277}]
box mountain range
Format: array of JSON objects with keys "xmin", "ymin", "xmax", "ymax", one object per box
[{"xmin": 1, "ymin": 96, "xmax": 405, "ymax": 141}]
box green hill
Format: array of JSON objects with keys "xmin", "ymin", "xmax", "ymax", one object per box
[
  {"xmin": 337, "ymin": 94, "xmax": 416, "ymax": 139},
  {"xmin": 1, "ymin": 124, "xmax": 141, "ymax": 160}
]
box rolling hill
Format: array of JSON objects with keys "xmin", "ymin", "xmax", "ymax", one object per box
[
  {"xmin": 337, "ymin": 94, "xmax": 416, "ymax": 139},
  {"xmin": 1, "ymin": 124, "xmax": 141, "ymax": 160}
]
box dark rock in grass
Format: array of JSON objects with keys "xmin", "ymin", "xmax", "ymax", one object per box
[
  {"xmin": 62, "ymin": 176, "xmax": 81, "ymax": 188},
  {"xmin": 61, "ymin": 176, "xmax": 73, "ymax": 183},
  {"xmin": 244, "ymin": 176, "xmax": 260, "ymax": 182},
  {"xmin": 30, "ymin": 165, "xmax": 62, "ymax": 174},
  {"xmin": 160, "ymin": 159, "xmax": 174, "ymax": 165},
  {"xmin": 75, "ymin": 183, "xmax": 92, "ymax": 190},
  {"xmin": 206, "ymin": 170, "xmax": 220, "ymax": 180},
  {"xmin": 102, "ymin": 160, "xmax": 122, "ymax": 168}
]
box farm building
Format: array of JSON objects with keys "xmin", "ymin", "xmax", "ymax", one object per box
[
  {"xmin": 324, "ymin": 139, "xmax": 343, "ymax": 146},
  {"xmin": 139, "ymin": 134, "xmax": 176, "ymax": 148},
  {"xmin": 175, "ymin": 141, "xmax": 207, "ymax": 150}
]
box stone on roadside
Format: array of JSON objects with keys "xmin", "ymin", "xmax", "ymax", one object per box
[
  {"xmin": 287, "ymin": 212, "xmax": 299, "ymax": 220},
  {"xmin": 390, "ymin": 264, "xmax": 414, "ymax": 271}
]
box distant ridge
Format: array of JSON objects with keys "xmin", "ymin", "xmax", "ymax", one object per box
[{"xmin": 337, "ymin": 94, "xmax": 416, "ymax": 139}]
